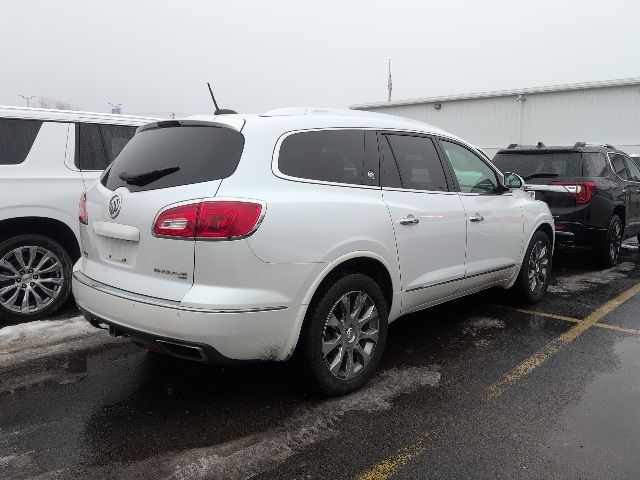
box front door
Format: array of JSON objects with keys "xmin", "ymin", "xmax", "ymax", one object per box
[
  {"xmin": 379, "ymin": 133, "xmax": 467, "ymax": 313},
  {"xmin": 438, "ymin": 139, "xmax": 524, "ymax": 291}
]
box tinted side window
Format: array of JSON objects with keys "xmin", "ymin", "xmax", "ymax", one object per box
[
  {"xmin": 100, "ymin": 125, "xmax": 137, "ymax": 164},
  {"xmin": 385, "ymin": 134, "xmax": 447, "ymax": 191},
  {"xmin": 609, "ymin": 154, "xmax": 629, "ymax": 180},
  {"xmin": 582, "ymin": 153, "xmax": 608, "ymax": 177},
  {"xmin": 440, "ymin": 140, "xmax": 498, "ymax": 194},
  {"xmin": 624, "ymin": 156, "xmax": 640, "ymax": 182},
  {"xmin": 279, "ymin": 130, "xmax": 365, "ymax": 185},
  {"xmin": 76, "ymin": 123, "xmax": 106, "ymax": 170},
  {"xmin": 75, "ymin": 123, "xmax": 137, "ymax": 170},
  {"xmin": 379, "ymin": 135, "xmax": 402, "ymax": 188},
  {"xmin": 0, "ymin": 118, "xmax": 42, "ymax": 165}
]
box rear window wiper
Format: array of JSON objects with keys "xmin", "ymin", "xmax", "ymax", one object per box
[
  {"xmin": 523, "ymin": 172, "xmax": 559, "ymax": 180},
  {"xmin": 118, "ymin": 166, "xmax": 180, "ymax": 186}
]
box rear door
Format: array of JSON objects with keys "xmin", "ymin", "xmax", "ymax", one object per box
[
  {"xmin": 81, "ymin": 122, "xmax": 245, "ymax": 301},
  {"xmin": 379, "ymin": 132, "xmax": 466, "ymax": 312},
  {"xmin": 438, "ymin": 139, "xmax": 523, "ymax": 290}
]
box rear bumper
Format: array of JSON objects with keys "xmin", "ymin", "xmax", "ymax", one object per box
[
  {"xmin": 72, "ymin": 270, "xmax": 299, "ymax": 362},
  {"xmin": 554, "ymin": 221, "xmax": 606, "ymax": 247}
]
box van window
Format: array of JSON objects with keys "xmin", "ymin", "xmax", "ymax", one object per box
[
  {"xmin": 75, "ymin": 123, "xmax": 137, "ymax": 170},
  {"xmin": 278, "ymin": 130, "xmax": 365, "ymax": 185},
  {"xmin": 385, "ymin": 134, "xmax": 448, "ymax": 191},
  {"xmin": 0, "ymin": 118, "xmax": 43, "ymax": 165},
  {"xmin": 101, "ymin": 124, "xmax": 245, "ymax": 192}
]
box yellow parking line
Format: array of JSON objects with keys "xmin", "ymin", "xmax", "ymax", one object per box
[
  {"xmin": 488, "ymin": 283, "xmax": 640, "ymax": 398},
  {"xmin": 513, "ymin": 308, "xmax": 580, "ymax": 323},
  {"xmin": 357, "ymin": 287, "xmax": 640, "ymax": 479},
  {"xmin": 356, "ymin": 441, "xmax": 425, "ymax": 480},
  {"xmin": 514, "ymin": 307, "xmax": 640, "ymax": 336}
]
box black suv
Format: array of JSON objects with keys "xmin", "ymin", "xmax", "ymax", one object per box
[{"xmin": 493, "ymin": 143, "xmax": 640, "ymax": 267}]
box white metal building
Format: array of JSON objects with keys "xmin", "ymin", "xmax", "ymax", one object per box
[{"xmin": 351, "ymin": 78, "xmax": 640, "ymax": 157}]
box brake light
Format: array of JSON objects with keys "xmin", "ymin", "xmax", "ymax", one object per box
[
  {"xmin": 79, "ymin": 192, "xmax": 88, "ymax": 225},
  {"xmin": 153, "ymin": 200, "xmax": 263, "ymax": 239},
  {"xmin": 551, "ymin": 180, "xmax": 596, "ymax": 204}
]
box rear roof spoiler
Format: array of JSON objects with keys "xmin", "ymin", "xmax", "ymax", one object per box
[{"xmin": 138, "ymin": 117, "xmax": 246, "ymax": 133}]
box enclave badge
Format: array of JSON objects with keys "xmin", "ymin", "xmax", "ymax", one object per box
[{"xmin": 108, "ymin": 194, "xmax": 122, "ymax": 219}]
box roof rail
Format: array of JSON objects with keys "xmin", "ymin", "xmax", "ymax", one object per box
[
  {"xmin": 507, "ymin": 143, "xmax": 518, "ymax": 149},
  {"xmin": 574, "ymin": 141, "xmax": 615, "ymax": 149}
]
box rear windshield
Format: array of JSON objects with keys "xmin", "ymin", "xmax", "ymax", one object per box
[
  {"xmin": 492, "ymin": 152, "xmax": 608, "ymax": 179},
  {"xmin": 101, "ymin": 125, "xmax": 244, "ymax": 192}
]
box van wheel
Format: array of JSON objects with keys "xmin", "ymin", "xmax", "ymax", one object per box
[
  {"xmin": 511, "ymin": 230, "xmax": 552, "ymax": 304},
  {"xmin": 0, "ymin": 235, "xmax": 72, "ymax": 324},
  {"xmin": 298, "ymin": 273, "xmax": 388, "ymax": 396},
  {"xmin": 595, "ymin": 215, "xmax": 623, "ymax": 268}
]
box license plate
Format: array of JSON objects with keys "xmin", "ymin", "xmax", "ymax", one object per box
[
  {"xmin": 526, "ymin": 190, "xmax": 536, "ymax": 200},
  {"xmin": 106, "ymin": 238, "xmax": 128, "ymax": 263}
]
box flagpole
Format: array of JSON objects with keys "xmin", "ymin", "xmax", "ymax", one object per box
[{"xmin": 388, "ymin": 59, "xmax": 392, "ymax": 102}]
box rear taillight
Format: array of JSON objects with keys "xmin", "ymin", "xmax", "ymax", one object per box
[
  {"xmin": 153, "ymin": 200, "xmax": 263, "ymax": 239},
  {"xmin": 79, "ymin": 192, "xmax": 88, "ymax": 225},
  {"xmin": 551, "ymin": 180, "xmax": 596, "ymax": 204}
]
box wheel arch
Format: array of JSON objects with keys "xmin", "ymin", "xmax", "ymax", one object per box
[
  {"xmin": 0, "ymin": 216, "xmax": 81, "ymax": 261},
  {"xmin": 279, "ymin": 251, "xmax": 399, "ymax": 360}
]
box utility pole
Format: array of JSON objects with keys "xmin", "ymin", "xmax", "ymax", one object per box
[
  {"xmin": 108, "ymin": 102, "xmax": 122, "ymax": 114},
  {"xmin": 170, "ymin": 112, "xmax": 176, "ymax": 119},
  {"xmin": 19, "ymin": 95, "xmax": 36, "ymax": 107}
]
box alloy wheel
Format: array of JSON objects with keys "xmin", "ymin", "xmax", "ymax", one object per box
[
  {"xmin": 527, "ymin": 241, "xmax": 549, "ymax": 295},
  {"xmin": 0, "ymin": 246, "xmax": 64, "ymax": 314},
  {"xmin": 322, "ymin": 291, "xmax": 379, "ymax": 380}
]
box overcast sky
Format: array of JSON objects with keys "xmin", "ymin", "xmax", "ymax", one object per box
[{"xmin": 2, "ymin": 0, "xmax": 640, "ymax": 118}]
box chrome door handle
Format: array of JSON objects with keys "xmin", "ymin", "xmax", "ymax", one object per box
[
  {"xmin": 469, "ymin": 214, "xmax": 484, "ymax": 223},
  {"xmin": 399, "ymin": 215, "xmax": 419, "ymax": 225}
]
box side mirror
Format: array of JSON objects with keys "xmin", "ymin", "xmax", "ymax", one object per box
[{"xmin": 503, "ymin": 172, "xmax": 524, "ymax": 189}]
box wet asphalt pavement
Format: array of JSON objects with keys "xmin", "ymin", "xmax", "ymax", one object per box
[{"xmin": 1, "ymin": 241, "xmax": 640, "ymax": 480}]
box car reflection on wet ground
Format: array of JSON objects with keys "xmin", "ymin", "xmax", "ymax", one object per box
[{"xmin": 1, "ymin": 239, "xmax": 639, "ymax": 480}]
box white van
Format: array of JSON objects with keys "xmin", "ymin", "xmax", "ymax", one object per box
[{"xmin": 0, "ymin": 106, "xmax": 156, "ymax": 323}]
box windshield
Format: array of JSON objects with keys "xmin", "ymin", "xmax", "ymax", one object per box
[
  {"xmin": 492, "ymin": 151, "xmax": 608, "ymax": 179},
  {"xmin": 101, "ymin": 125, "xmax": 245, "ymax": 192}
]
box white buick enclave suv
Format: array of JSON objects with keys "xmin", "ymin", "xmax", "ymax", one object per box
[{"xmin": 73, "ymin": 108, "xmax": 554, "ymax": 395}]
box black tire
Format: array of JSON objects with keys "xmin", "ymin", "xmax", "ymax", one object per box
[
  {"xmin": 595, "ymin": 214, "xmax": 623, "ymax": 268},
  {"xmin": 511, "ymin": 230, "xmax": 552, "ymax": 304},
  {"xmin": 0, "ymin": 234, "xmax": 73, "ymax": 324},
  {"xmin": 298, "ymin": 273, "xmax": 388, "ymax": 396}
]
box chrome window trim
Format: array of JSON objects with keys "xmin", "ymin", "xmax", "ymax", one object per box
[
  {"xmin": 271, "ymin": 127, "xmax": 482, "ymax": 193},
  {"xmin": 606, "ymin": 151, "xmax": 637, "ymax": 183},
  {"xmin": 73, "ymin": 271, "xmax": 287, "ymax": 314}
]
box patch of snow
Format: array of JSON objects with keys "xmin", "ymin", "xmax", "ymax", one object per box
[
  {"xmin": 66, "ymin": 366, "xmax": 440, "ymax": 480},
  {"xmin": 0, "ymin": 316, "xmax": 124, "ymax": 369},
  {"xmin": 548, "ymin": 262, "xmax": 636, "ymax": 295},
  {"xmin": 0, "ymin": 316, "xmax": 93, "ymax": 350}
]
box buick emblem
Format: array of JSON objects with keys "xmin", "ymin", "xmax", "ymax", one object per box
[{"xmin": 108, "ymin": 194, "xmax": 122, "ymax": 219}]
